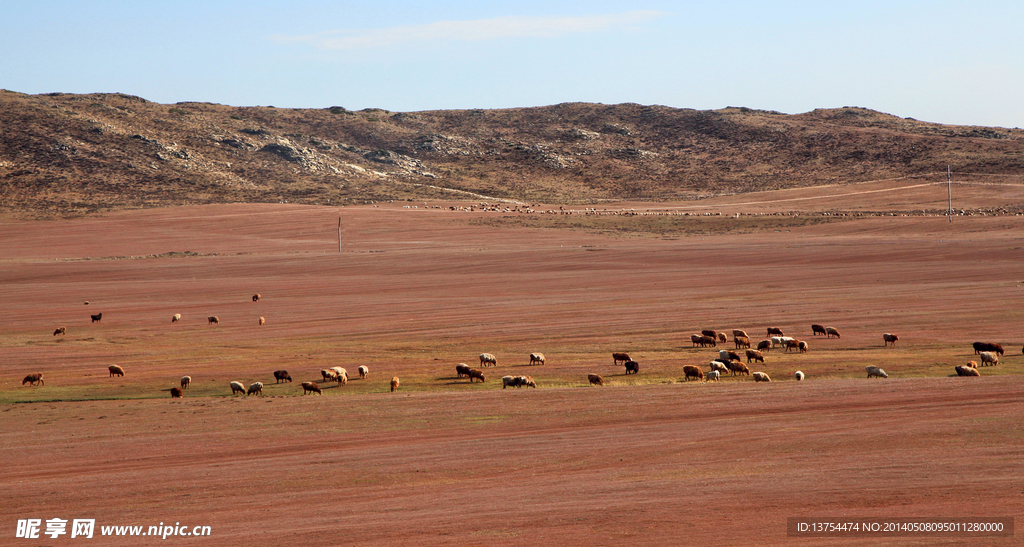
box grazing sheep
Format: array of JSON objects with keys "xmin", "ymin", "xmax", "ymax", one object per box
[
  {"xmin": 624, "ymin": 360, "xmax": 640, "ymax": 374},
  {"xmin": 682, "ymin": 365, "xmax": 705, "ymax": 382},
  {"xmin": 258, "ymin": 316, "xmax": 265, "ymax": 326},
  {"xmin": 798, "ymin": 341, "xmax": 809, "ymax": 352},
  {"xmin": 979, "ymin": 351, "xmax": 999, "ymax": 366},
  {"xmin": 468, "ymin": 369, "xmax": 485, "ymax": 383},
  {"xmin": 529, "ymin": 353, "xmax": 545, "ymax": 366},
  {"xmin": 273, "ymin": 370, "xmax": 292, "ymax": 383},
  {"xmin": 502, "ymin": 375, "xmax": 517, "ymax": 389},
  {"xmin": 330, "ymin": 366, "xmax": 348, "ymax": 385},
  {"xmin": 745, "ymin": 349, "xmax": 764, "ymax": 364},
  {"xmin": 717, "ymin": 333, "xmax": 727, "ymax": 343},
  {"xmin": 965, "ymin": 361, "xmax": 978, "ymax": 368},
  {"xmin": 53, "ymin": 326, "xmax": 66, "ymax": 336},
  {"xmin": 172, "ymin": 314, "xmax": 181, "ymax": 323},
  {"xmin": 811, "ymin": 324, "xmax": 827, "ymax": 336},
  {"xmin": 479, "ymin": 353, "xmax": 497, "ymax": 367},
  {"xmin": 955, "ymin": 365, "xmax": 981, "ymax": 377},
  {"xmin": 455, "ymin": 363, "xmax": 471, "ymax": 378},
  {"xmin": 734, "ymin": 336, "xmax": 751, "ymax": 349},
  {"xmin": 91, "ymin": 312, "xmax": 103, "ymax": 323},
  {"xmin": 719, "ymin": 350, "xmax": 742, "ymax": 362},
  {"xmin": 973, "ymin": 342, "xmax": 1004, "ymax": 355},
  {"xmin": 698, "ymin": 335, "xmax": 717, "ymax": 347},
  {"xmin": 252, "ymin": 293, "xmax": 261, "ymax": 302},
  {"xmin": 772, "ymin": 336, "xmax": 794, "ymax": 348},
  {"xmin": 883, "ymin": 333, "xmax": 899, "ymax": 346},
  {"xmin": 825, "ymin": 327, "xmax": 841, "ymax": 339},
  {"xmin": 612, "ymin": 352, "xmax": 631, "ymax": 365},
  {"xmin": 866, "ymin": 366, "xmax": 888, "ymax": 379},
  {"xmin": 247, "ymin": 382, "xmax": 263, "ymax": 396},
  {"xmin": 726, "ymin": 360, "xmax": 750, "ymax": 376},
  {"xmin": 180, "ymin": 376, "xmax": 191, "ymax": 389},
  {"xmin": 390, "ymin": 377, "xmax": 400, "ymax": 392},
  {"xmin": 793, "ymin": 371, "xmax": 805, "ymax": 381},
  {"xmin": 170, "ymin": 387, "xmax": 183, "ymax": 398},
  {"xmin": 706, "ymin": 370, "xmax": 721, "ymax": 382},
  {"xmin": 301, "ymin": 382, "xmax": 322, "ymax": 395},
  {"xmin": 517, "ymin": 375, "xmax": 537, "ymax": 388},
  {"xmin": 22, "ymin": 373, "xmax": 44, "ymax": 386},
  {"xmin": 587, "ymin": 373, "xmax": 604, "ymax": 386},
  {"xmin": 767, "ymin": 327, "xmax": 784, "ymax": 336},
  {"xmin": 784, "ymin": 339, "xmax": 802, "ymax": 352},
  {"xmin": 321, "ymin": 369, "xmax": 338, "ymax": 383},
  {"xmin": 756, "ymin": 339, "xmax": 772, "ymax": 352},
  {"xmin": 208, "ymin": 316, "xmax": 219, "ymax": 325},
  {"xmin": 709, "ymin": 361, "xmax": 729, "ymax": 375},
  {"xmin": 108, "ymin": 365, "xmax": 124, "ymax": 377},
  {"xmin": 690, "ymin": 334, "xmax": 705, "ymax": 347},
  {"xmin": 502, "ymin": 375, "xmax": 535, "ymax": 389},
  {"xmin": 701, "ymin": 329, "xmax": 717, "ymax": 339},
  {"xmin": 358, "ymin": 365, "xmax": 368, "ymax": 379},
  {"xmin": 752, "ymin": 371, "xmax": 771, "ymax": 382},
  {"xmin": 732, "ymin": 329, "xmax": 748, "ymax": 339},
  {"xmin": 230, "ymin": 381, "xmax": 246, "ymax": 395}
]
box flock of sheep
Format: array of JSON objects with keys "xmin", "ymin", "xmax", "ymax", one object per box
[{"xmin": 21, "ymin": 301, "xmax": 1010, "ymax": 399}]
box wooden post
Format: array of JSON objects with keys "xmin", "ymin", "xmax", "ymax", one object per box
[
  {"xmin": 338, "ymin": 216, "xmax": 342, "ymax": 252},
  {"xmin": 947, "ymin": 165, "xmax": 952, "ymax": 223}
]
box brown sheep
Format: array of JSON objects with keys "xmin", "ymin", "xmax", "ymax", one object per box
[
  {"xmin": 247, "ymin": 382, "xmax": 264, "ymax": 396},
  {"xmin": 690, "ymin": 334, "xmax": 705, "ymax": 347},
  {"xmin": 455, "ymin": 363, "xmax": 471, "ymax": 378},
  {"xmin": 208, "ymin": 316, "xmax": 219, "ymax": 325},
  {"xmin": 955, "ymin": 365, "xmax": 980, "ymax": 377},
  {"xmin": 883, "ymin": 333, "xmax": 899, "ymax": 346},
  {"xmin": 682, "ymin": 365, "xmax": 704, "ymax": 382},
  {"xmin": 726, "ymin": 360, "xmax": 750, "ymax": 376},
  {"xmin": 612, "ymin": 352, "xmax": 631, "ymax": 365},
  {"xmin": 719, "ymin": 350, "xmax": 742, "ymax": 362},
  {"xmin": 965, "ymin": 361, "xmax": 978, "ymax": 368},
  {"xmin": 468, "ymin": 369, "xmax": 485, "ymax": 383},
  {"xmin": 745, "ymin": 349, "xmax": 764, "ymax": 364},
  {"xmin": 390, "ymin": 377, "xmax": 400, "ymax": 392},
  {"xmin": 180, "ymin": 375, "xmax": 191, "ymax": 389},
  {"xmin": 90, "ymin": 312, "xmax": 102, "ymax": 323},
  {"xmin": 734, "ymin": 336, "xmax": 751, "ymax": 349},
  {"xmin": 22, "ymin": 373, "xmax": 44, "ymax": 386},
  {"xmin": 529, "ymin": 352, "xmax": 545, "ymax": 365},
  {"xmin": 825, "ymin": 327, "xmax": 841, "ymax": 339},
  {"xmin": 252, "ymin": 293, "xmax": 261, "ymax": 302},
  {"xmin": 624, "ymin": 360, "xmax": 640, "ymax": 374},
  {"xmin": 170, "ymin": 387, "xmax": 183, "ymax": 398},
  {"xmin": 798, "ymin": 340, "xmax": 809, "ymax": 352},
  {"xmin": 701, "ymin": 329, "xmax": 716, "ymax": 339},
  {"xmin": 767, "ymin": 327, "xmax": 784, "ymax": 336},
  {"xmin": 784, "ymin": 339, "xmax": 802, "ymax": 352},
  {"xmin": 973, "ymin": 342, "xmax": 1004, "ymax": 355},
  {"xmin": 587, "ymin": 373, "xmax": 604, "ymax": 386},
  {"xmin": 717, "ymin": 333, "xmax": 727, "ymax": 343},
  {"xmin": 732, "ymin": 329, "xmax": 748, "ymax": 339},
  {"xmin": 108, "ymin": 365, "xmax": 125, "ymax": 377},
  {"xmin": 697, "ymin": 335, "xmax": 717, "ymax": 348},
  {"xmin": 273, "ymin": 370, "xmax": 292, "ymax": 383},
  {"xmin": 302, "ymin": 381, "xmax": 322, "ymax": 395},
  {"xmin": 258, "ymin": 316, "xmax": 265, "ymax": 326},
  {"xmin": 811, "ymin": 324, "xmax": 827, "ymax": 336},
  {"xmin": 756, "ymin": 339, "xmax": 772, "ymax": 352},
  {"xmin": 321, "ymin": 369, "xmax": 338, "ymax": 383},
  {"xmin": 53, "ymin": 326, "xmax": 66, "ymax": 336}
]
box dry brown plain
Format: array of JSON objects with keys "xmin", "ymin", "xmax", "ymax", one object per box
[{"xmin": 2, "ymin": 179, "xmax": 1024, "ymax": 545}]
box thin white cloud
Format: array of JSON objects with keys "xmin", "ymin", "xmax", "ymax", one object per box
[{"xmin": 272, "ymin": 11, "xmax": 666, "ymax": 50}]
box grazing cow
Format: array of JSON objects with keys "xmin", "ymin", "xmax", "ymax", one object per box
[
  {"xmin": 252, "ymin": 293, "xmax": 261, "ymax": 302},
  {"xmin": 745, "ymin": 349, "xmax": 764, "ymax": 364},
  {"xmin": 682, "ymin": 365, "xmax": 704, "ymax": 382},
  {"xmin": 883, "ymin": 333, "xmax": 899, "ymax": 346},
  {"xmin": 624, "ymin": 360, "xmax": 640, "ymax": 374},
  {"xmin": 587, "ymin": 373, "xmax": 604, "ymax": 386},
  {"xmin": 91, "ymin": 313, "xmax": 103, "ymax": 323},
  {"xmin": 170, "ymin": 387, "xmax": 183, "ymax": 398},
  {"xmin": 811, "ymin": 324, "xmax": 827, "ymax": 336},
  {"xmin": 53, "ymin": 326, "xmax": 66, "ymax": 336},
  {"xmin": 825, "ymin": 327, "xmax": 841, "ymax": 339},
  {"xmin": 273, "ymin": 370, "xmax": 292, "ymax": 383},
  {"xmin": 612, "ymin": 352, "xmax": 631, "ymax": 365},
  {"xmin": 767, "ymin": 327, "xmax": 784, "ymax": 336},
  {"xmin": 208, "ymin": 316, "xmax": 219, "ymax": 325}
]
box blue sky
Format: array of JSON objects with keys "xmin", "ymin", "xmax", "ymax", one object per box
[{"xmin": 3, "ymin": 1, "xmax": 1022, "ymax": 127}]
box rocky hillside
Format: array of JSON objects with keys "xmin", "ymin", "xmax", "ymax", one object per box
[{"xmin": 2, "ymin": 90, "xmax": 1023, "ymax": 216}]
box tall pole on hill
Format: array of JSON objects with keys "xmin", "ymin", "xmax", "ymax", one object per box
[
  {"xmin": 338, "ymin": 216, "xmax": 342, "ymax": 252},
  {"xmin": 947, "ymin": 165, "xmax": 952, "ymax": 223}
]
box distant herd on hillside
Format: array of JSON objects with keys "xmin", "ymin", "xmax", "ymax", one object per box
[{"xmin": 18, "ymin": 296, "xmax": 1008, "ymax": 398}]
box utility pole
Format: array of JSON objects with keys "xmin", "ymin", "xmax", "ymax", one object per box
[{"xmin": 947, "ymin": 165, "xmax": 952, "ymax": 223}]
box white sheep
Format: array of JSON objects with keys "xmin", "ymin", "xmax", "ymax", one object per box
[
  {"xmin": 709, "ymin": 361, "xmax": 729, "ymax": 375},
  {"xmin": 752, "ymin": 371, "xmax": 771, "ymax": 382},
  {"xmin": 172, "ymin": 313, "xmax": 181, "ymax": 323},
  {"xmin": 979, "ymin": 351, "xmax": 999, "ymax": 366},
  {"xmin": 330, "ymin": 366, "xmax": 348, "ymax": 385},
  {"xmin": 866, "ymin": 366, "xmax": 888, "ymax": 378},
  {"xmin": 247, "ymin": 382, "xmax": 264, "ymax": 396},
  {"xmin": 706, "ymin": 370, "xmax": 721, "ymax": 382},
  {"xmin": 479, "ymin": 353, "xmax": 497, "ymax": 367},
  {"xmin": 358, "ymin": 365, "xmax": 368, "ymax": 379},
  {"xmin": 180, "ymin": 376, "xmax": 191, "ymax": 389},
  {"xmin": 793, "ymin": 371, "xmax": 805, "ymax": 381},
  {"xmin": 230, "ymin": 381, "xmax": 246, "ymax": 395}
]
